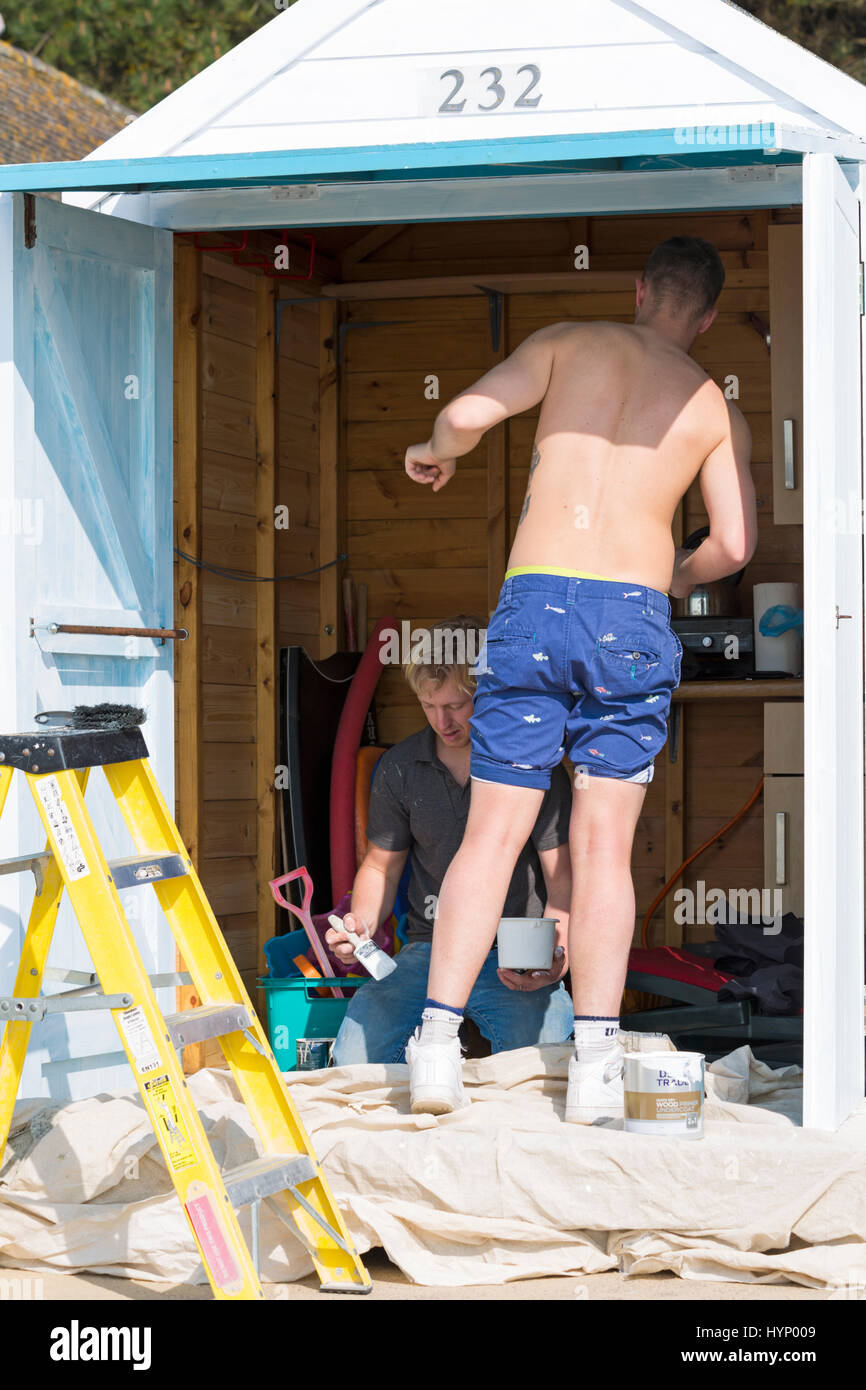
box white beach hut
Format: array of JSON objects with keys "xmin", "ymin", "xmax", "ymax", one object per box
[{"xmin": 0, "ymin": 0, "xmax": 864, "ymax": 1128}]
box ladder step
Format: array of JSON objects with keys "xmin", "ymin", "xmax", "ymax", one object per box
[
  {"xmin": 107, "ymin": 852, "xmax": 189, "ymax": 889},
  {"xmin": 0, "ymin": 725, "xmax": 148, "ymax": 773},
  {"xmin": 0, "ymin": 852, "xmax": 190, "ymax": 893},
  {"xmin": 0, "ymin": 852, "xmax": 52, "ymax": 880},
  {"xmin": 163, "ymin": 1003, "xmax": 252, "ymax": 1050},
  {"xmin": 224, "ymin": 1154, "xmax": 316, "ymax": 1208},
  {"xmin": 43, "ymin": 967, "xmax": 192, "ymax": 990}
]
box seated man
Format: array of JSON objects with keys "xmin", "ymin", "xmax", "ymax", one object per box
[{"xmin": 327, "ymin": 614, "xmax": 574, "ymax": 1065}]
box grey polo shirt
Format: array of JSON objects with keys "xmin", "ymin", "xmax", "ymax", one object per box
[{"xmin": 365, "ymin": 726, "xmax": 572, "ymax": 944}]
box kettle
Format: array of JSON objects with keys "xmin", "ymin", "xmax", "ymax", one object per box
[{"xmin": 675, "ymin": 525, "xmax": 747, "ymax": 617}]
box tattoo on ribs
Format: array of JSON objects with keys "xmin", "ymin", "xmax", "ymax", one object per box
[{"xmin": 518, "ymin": 445, "xmax": 541, "ymax": 526}]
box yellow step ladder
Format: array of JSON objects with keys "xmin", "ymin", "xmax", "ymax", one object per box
[{"xmin": 0, "ymin": 719, "xmax": 371, "ymax": 1299}]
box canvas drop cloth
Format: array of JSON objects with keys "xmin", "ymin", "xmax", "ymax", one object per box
[{"xmin": 1, "ymin": 1042, "xmax": 865, "ymax": 1290}]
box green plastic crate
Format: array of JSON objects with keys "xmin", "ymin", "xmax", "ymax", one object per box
[{"xmin": 259, "ymin": 975, "xmax": 368, "ymax": 1071}]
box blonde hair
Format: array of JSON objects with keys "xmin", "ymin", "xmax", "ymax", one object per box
[{"xmin": 404, "ymin": 613, "xmax": 485, "ymax": 698}]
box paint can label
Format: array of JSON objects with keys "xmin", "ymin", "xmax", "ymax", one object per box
[
  {"xmin": 624, "ymin": 1089, "xmax": 702, "ymax": 1121},
  {"xmin": 623, "ymin": 1051, "xmax": 705, "ymax": 1137}
]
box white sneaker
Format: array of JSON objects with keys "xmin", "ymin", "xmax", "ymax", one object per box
[
  {"xmin": 565, "ymin": 1044, "xmax": 624, "ymax": 1124},
  {"xmin": 406, "ymin": 1028, "xmax": 467, "ymax": 1115}
]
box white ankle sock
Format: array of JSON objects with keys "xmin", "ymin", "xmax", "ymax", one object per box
[
  {"xmin": 573, "ymin": 1015, "xmax": 620, "ymax": 1061},
  {"xmin": 419, "ymin": 1005, "xmax": 463, "ymax": 1045}
]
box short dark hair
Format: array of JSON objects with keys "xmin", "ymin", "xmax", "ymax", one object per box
[{"xmin": 642, "ymin": 236, "xmax": 725, "ymax": 319}]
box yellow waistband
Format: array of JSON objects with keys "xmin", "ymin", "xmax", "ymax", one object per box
[{"xmin": 504, "ymin": 565, "xmax": 668, "ymax": 595}]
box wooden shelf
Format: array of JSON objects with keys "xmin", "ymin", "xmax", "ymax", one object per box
[
  {"xmin": 673, "ymin": 678, "xmax": 803, "ymax": 701},
  {"xmin": 320, "ymin": 267, "xmax": 769, "ymax": 302}
]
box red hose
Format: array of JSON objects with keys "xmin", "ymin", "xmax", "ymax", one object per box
[{"xmin": 329, "ymin": 615, "xmax": 396, "ymax": 903}]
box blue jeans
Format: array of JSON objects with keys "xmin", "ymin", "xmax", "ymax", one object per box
[{"xmin": 331, "ymin": 941, "xmax": 574, "ymax": 1065}]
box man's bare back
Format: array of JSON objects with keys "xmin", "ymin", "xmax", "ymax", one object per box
[
  {"xmin": 406, "ymin": 316, "xmax": 755, "ymax": 599},
  {"xmin": 508, "ymin": 320, "xmax": 744, "ymax": 593}
]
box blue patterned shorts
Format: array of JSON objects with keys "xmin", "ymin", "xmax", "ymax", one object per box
[{"xmin": 470, "ymin": 572, "xmax": 682, "ymax": 790}]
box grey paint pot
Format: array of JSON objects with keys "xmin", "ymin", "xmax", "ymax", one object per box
[{"xmin": 496, "ymin": 918, "xmax": 557, "ymax": 971}]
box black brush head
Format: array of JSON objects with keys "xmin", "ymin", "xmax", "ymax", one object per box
[{"xmin": 70, "ymin": 703, "xmax": 146, "ymax": 732}]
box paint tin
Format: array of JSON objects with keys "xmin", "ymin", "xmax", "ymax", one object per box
[
  {"xmin": 496, "ymin": 918, "xmax": 557, "ymax": 970},
  {"xmin": 623, "ymin": 1051, "xmax": 705, "ymax": 1139},
  {"xmin": 295, "ymin": 1037, "xmax": 335, "ymax": 1070}
]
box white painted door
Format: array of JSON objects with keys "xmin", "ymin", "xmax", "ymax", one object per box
[
  {"xmin": 802, "ymin": 154, "xmax": 865, "ymax": 1130},
  {"xmin": 0, "ymin": 193, "xmax": 174, "ymax": 1099}
]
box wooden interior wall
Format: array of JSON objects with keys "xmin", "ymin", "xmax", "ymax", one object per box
[
  {"xmin": 345, "ymin": 291, "xmax": 490, "ymax": 734},
  {"xmin": 276, "ymin": 297, "xmax": 321, "ymax": 655},
  {"xmin": 195, "ymin": 256, "xmax": 260, "ymax": 1011},
  {"xmin": 173, "ymin": 241, "xmax": 328, "ymax": 1068},
  {"xmin": 341, "ymin": 209, "xmax": 802, "ymax": 946}
]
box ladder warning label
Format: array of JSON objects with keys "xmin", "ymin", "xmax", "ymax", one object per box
[
  {"xmin": 144, "ymin": 1073, "xmax": 197, "ymax": 1172},
  {"xmin": 34, "ymin": 776, "xmax": 90, "ymax": 880},
  {"xmin": 118, "ymin": 1005, "xmax": 162, "ymax": 1075},
  {"xmin": 185, "ymin": 1183, "xmax": 244, "ymax": 1295}
]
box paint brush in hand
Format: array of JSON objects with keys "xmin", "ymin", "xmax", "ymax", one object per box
[{"xmin": 327, "ymin": 914, "xmax": 397, "ymax": 981}]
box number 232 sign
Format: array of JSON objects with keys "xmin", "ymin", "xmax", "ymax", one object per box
[{"xmin": 436, "ymin": 64, "xmax": 543, "ymax": 113}]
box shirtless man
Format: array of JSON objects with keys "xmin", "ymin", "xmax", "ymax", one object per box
[{"xmin": 401, "ymin": 236, "xmax": 757, "ymax": 1120}]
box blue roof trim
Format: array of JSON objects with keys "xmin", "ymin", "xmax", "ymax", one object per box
[{"xmin": 0, "ymin": 125, "xmax": 787, "ymax": 193}]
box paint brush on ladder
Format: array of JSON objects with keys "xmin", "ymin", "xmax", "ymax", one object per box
[{"xmin": 327, "ymin": 915, "xmax": 397, "ymax": 981}]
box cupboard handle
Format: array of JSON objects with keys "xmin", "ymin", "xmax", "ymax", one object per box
[
  {"xmin": 783, "ymin": 419, "xmax": 796, "ymax": 490},
  {"xmin": 775, "ymin": 811, "xmax": 788, "ymax": 885}
]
